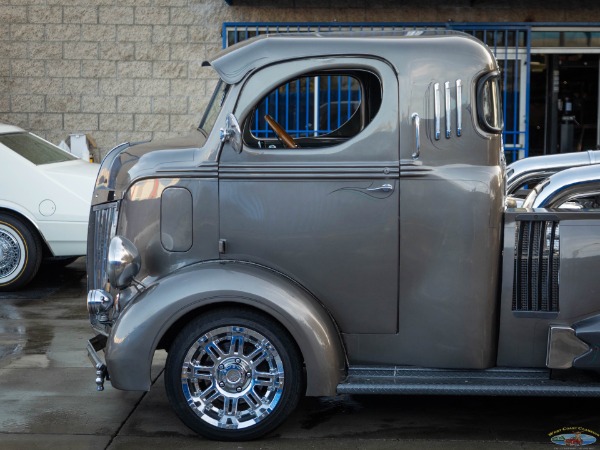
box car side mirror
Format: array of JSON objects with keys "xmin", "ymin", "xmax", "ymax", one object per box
[{"xmin": 219, "ymin": 113, "xmax": 242, "ymax": 154}]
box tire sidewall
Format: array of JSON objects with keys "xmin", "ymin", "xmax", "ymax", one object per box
[
  {"xmin": 165, "ymin": 308, "xmax": 302, "ymax": 441},
  {"xmin": 0, "ymin": 213, "xmax": 41, "ymax": 291}
]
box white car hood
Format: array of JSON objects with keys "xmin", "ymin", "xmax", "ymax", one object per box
[{"xmin": 37, "ymin": 160, "xmax": 100, "ymax": 204}]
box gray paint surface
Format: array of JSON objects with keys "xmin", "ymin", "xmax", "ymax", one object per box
[{"xmin": 86, "ymin": 31, "xmax": 600, "ymax": 399}]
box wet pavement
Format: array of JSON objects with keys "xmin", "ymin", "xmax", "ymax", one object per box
[{"xmin": 1, "ymin": 259, "xmax": 599, "ymax": 449}]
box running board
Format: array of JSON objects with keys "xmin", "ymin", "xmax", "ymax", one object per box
[{"xmin": 337, "ymin": 366, "xmax": 600, "ymax": 397}]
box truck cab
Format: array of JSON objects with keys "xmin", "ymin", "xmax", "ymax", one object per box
[{"xmin": 86, "ymin": 31, "xmax": 600, "ymax": 441}]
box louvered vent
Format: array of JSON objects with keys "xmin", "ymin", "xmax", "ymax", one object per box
[{"xmin": 512, "ymin": 220, "xmax": 560, "ymax": 312}]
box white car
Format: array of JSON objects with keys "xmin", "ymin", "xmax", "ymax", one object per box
[{"xmin": 0, "ymin": 123, "xmax": 99, "ymax": 290}]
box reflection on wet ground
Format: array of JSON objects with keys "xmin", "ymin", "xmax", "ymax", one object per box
[
  {"xmin": 1, "ymin": 258, "xmax": 600, "ymax": 449},
  {"xmin": 0, "ymin": 258, "xmax": 86, "ymax": 369}
]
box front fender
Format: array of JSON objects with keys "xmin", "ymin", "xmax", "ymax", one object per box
[{"xmin": 106, "ymin": 260, "xmax": 346, "ymax": 396}]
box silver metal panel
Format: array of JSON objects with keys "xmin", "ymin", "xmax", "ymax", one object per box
[
  {"xmin": 219, "ymin": 56, "xmax": 400, "ymax": 334},
  {"xmin": 119, "ymin": 178, "xmax": 219, "ymax": 286},
  {"xmin": 498, "ymin": 211, "xmax": 600, "ymax": 367},
  {"xmin": 105, "ymin": 261, "xmax": 345, "ymax": 396},
  {"xmin": 160, "ymin": 187, "xmax": 192, "ymax": 252}
]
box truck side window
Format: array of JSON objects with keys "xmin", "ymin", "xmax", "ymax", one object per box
[
  {"xmin": 244, "ymin": 70, "xmax": 382, "ymax": 149},
  {"xmin": 477, "ymin": 72, "xmax": 503, "ymax": 133}
]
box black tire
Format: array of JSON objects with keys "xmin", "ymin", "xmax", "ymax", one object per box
[
  {"xmin": 0, "ymin": 213, "xmax": 42, "ymax": 291},
  {"xmin": 165, "ymin": 307, "xmax": 303, "ymax": 441}
]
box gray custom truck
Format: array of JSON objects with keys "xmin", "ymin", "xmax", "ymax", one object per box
[{"xmin": 86, "ymin": 31, "xmax": 600, "ymax": 441}]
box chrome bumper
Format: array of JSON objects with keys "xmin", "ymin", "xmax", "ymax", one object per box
[{"xmin": 87, "ymin": 334, "xmax": 109, "ymax": 391}]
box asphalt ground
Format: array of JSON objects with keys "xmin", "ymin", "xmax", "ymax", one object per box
[{"xmin": 0, "ymin": 258, "xmax": 599, "ymax": 449}]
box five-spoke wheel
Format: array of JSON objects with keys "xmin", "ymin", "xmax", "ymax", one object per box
[{"xmin": 165, "ymin": 308, "xmax": 303, "ymax": 441}]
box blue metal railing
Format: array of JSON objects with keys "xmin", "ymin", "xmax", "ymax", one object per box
[{"xmin": 223, "ymin": 22, "xmax": 532, "ymax": 161}]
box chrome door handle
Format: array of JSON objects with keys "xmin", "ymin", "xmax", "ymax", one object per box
[
  {"xmin": 411, "ymin": 112, "xmax": 420, "ymax": 160},
  {"xmin": 367, "ymin": 183, "xmax": 394, "ymax": 193}
]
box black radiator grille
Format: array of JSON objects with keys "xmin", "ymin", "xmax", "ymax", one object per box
[
  {"xmin": 88, "ymin": 202, "xmax": 119, "ymax": 291},
  {"xmin": 512, "ymin": 220, "xmax": 560, "ymax": 312}
]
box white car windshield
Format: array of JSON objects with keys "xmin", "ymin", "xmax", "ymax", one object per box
[{"xmin": 0, "ymin": 133, "xmax": 77, "ymax": 165}]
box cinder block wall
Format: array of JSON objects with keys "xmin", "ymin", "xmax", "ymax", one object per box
[{"xmin": 0, "ymin": 0, "xmax": 597, "ymax": 160}]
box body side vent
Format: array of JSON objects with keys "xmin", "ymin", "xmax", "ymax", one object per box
[{"xmin": 512, "ymin": 219, "xmax": 560, "ymax": 312}]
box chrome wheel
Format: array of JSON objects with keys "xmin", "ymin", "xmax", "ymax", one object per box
[
  {"xmin": 0, "ymin": 223, "xmax": 25, "ymax": 282},
  {"xmin": 181, "ymin": 325, "xmax": 284, "ymax": 430},
  {"xmin": 0, "ymin": 214, "xmax": 42, "ymax": 291},
  {"xmin": 165, "ymin": 308, "xmax": 302, "ymax": 441}
]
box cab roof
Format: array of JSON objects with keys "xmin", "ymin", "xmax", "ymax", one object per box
[{"xmin": 206, "ymin": 30, "xmax": 496, "ymax": 84}]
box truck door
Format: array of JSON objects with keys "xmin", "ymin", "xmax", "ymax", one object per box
[{"xmin": 218, "ymin": 57, "xmax": 400, "ymax": 334}]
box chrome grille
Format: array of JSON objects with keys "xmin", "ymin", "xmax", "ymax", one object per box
[
  {"xmin": 512, "ymin": 220, "xmax": 560, "ymax": 312},
  {"xmin": 88, "ymin": 202, "xmax": 119, "ymax": 291}
]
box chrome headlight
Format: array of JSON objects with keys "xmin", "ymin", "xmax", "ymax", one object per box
[{"xmin": 107, "ymin": 235, "xmax": 141, "ymax": 289}]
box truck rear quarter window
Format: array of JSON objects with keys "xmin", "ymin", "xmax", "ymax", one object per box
[
  {"xmin": 244, "ymin": 70, "xmax": 382, "ymax": 149},
  {"xmin": 477, "ymin": 72, "xmax": 503, "ymax": 133}
]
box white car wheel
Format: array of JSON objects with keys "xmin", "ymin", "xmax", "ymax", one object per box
[{"xmin": 0, "ymin": 214, "xmax": 42, "ymax": 291}]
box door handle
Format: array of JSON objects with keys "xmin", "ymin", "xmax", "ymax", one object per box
[
  {"xmin": 411, "ymin": 112, "xmax": 420, "ymax": 160},
  {"xmin": 367, "ymin": 183, "xmax": 394, "ymax": 193}
]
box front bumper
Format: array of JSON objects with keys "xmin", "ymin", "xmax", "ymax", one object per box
[{"xmin": 87, "ymin": 334, "xmax": 109, "ymax": 391}]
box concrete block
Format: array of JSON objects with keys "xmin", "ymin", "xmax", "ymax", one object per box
[
  {"xmin": 100, "ymin": 79, "xmax": 135, "ymax": 96},
  {"xmin": 153, "ymin": 96, "xmax": 188, "ymax": 114},
  {"xmin": 84, "ymin": 25, "xmax": 117, "ymax": 42},
  {"xmin": 134, "ymin": 79, "xmax": 169, "ymax": 97},
  {"xmin": 82, "ymin": 96, "xmax": 116, "ymax": 113},
  {"xmin": 46, "ymin": 95, "xmax": 81, "ymax": 113},
  {"xmin": 64, "ymin": 113, "xmax": 98, "ymax": 131},
  {"xmin": 46, "ymin": 24, "xmax": 81, "ymax": 42},
  {"xmin": 170, "ymin": 79, "xmax": 202, "ymax": 97},
  {"xmin": 29, "ymin": 42, "xmax": 62, "ymax": 60},
  {"xmin": 11, "ymin": 95, "xmax": 45, "ymax": 113},
  {"xmin": 0, "ymin": 6, "xmax": 27, "ymax": 24},
  {"xmin": 118, "ymin": 61, "xmax": 153, "ymax": 78},
  {"xmin": 82, "ymin": 60, "xmax": 117, "ymax": 79},
  {"xmin": 64, "ymin": 7, "xmax": 98, "ymax": 24},
  {"xmin": 135, "ymin": 7, "xmax": 170, "ymax": 25},
  {"xmin": 64, "ymin": 42, "xmax": 99, "ymax": 60},
  {"xmin": 0, "ymin": 42, "xmax": 28, "ymax": 59},
  {"xmin": 99, "ymin": 7, "xmax": 134, "ymax": 25},
  {"xmin": 47, "ymin": 60, "xmax": 82, "ymax": 78},
  {"xmin": 117, "ymin": 96, "xmax": 152, "ymax": 113},
  {"xmin": 135, "ymin": 43, "xmax": 170, "ymax": 61},
  {"xmin": 29, "ymin": 113, "xmax": 63, "ymax": 130},
  {"xmin": 29, "ymin": 6, "xmax": 63, "ymax": 24},
  {"xmin": 10, "ymin": 24, "xmax": 45, "ymax": 41},
  {"xmin": 169, "ymin": 44, "xmax": 206, "ymax": 62},
  {"xmin": 63, "ymin": 78, "xmax": 99, "ymax": 95},
  {"xmin": 135, "ymin": 113, "xmax": 169, "ymax": 131},
  {"xmin": 170, "ymin": 114, "xmax": 197, "ymax": 132},
  {"xmin": 100, "ymin": 113, "xmax": 134, "ymax": 131},
  {"xmin": 152, "ymin": 26, "xmax": 188, "ymax": 43},
  {"xmin": 29, "ymin": 78, "xmax": 63, "ymax": 95},
  {"xmin": 100, "ymin": 42, "xmax": 135, "ymax": 61},
  {"xmin": 117, "ymin": 25, "xmax": 153, "ymax": 43},
  {"xmin": 153, "ymin": 61, "xmax": 187, "ymax": 79},
  {"xmin": 11, "ymin": 60, "xmax": 45, "ymax": 77}
]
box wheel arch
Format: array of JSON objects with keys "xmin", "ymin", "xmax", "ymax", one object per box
[
  {"xmin": 106, "ymin": 261, "xmax": 346, "ymax": 396},
  {"xmin": 0, "ymin": 206, "xmax": 53, "ymax": 257}
]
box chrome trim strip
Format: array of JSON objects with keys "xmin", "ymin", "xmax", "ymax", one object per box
[
  {"xmin": 445, "ymin": 81, "xmax": 451, "ymax": 138},
  {"xmin": 456, "ymin": 79, "xmax": 462, "ymax": 137},
  {"xmin": 434, "ymin": 83, "xmax": 441, "ymax": 140}
]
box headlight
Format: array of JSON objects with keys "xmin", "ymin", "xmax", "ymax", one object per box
[{"xmin": 107, "ymin": 235, "xmax": 141, "ymax": 289}]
